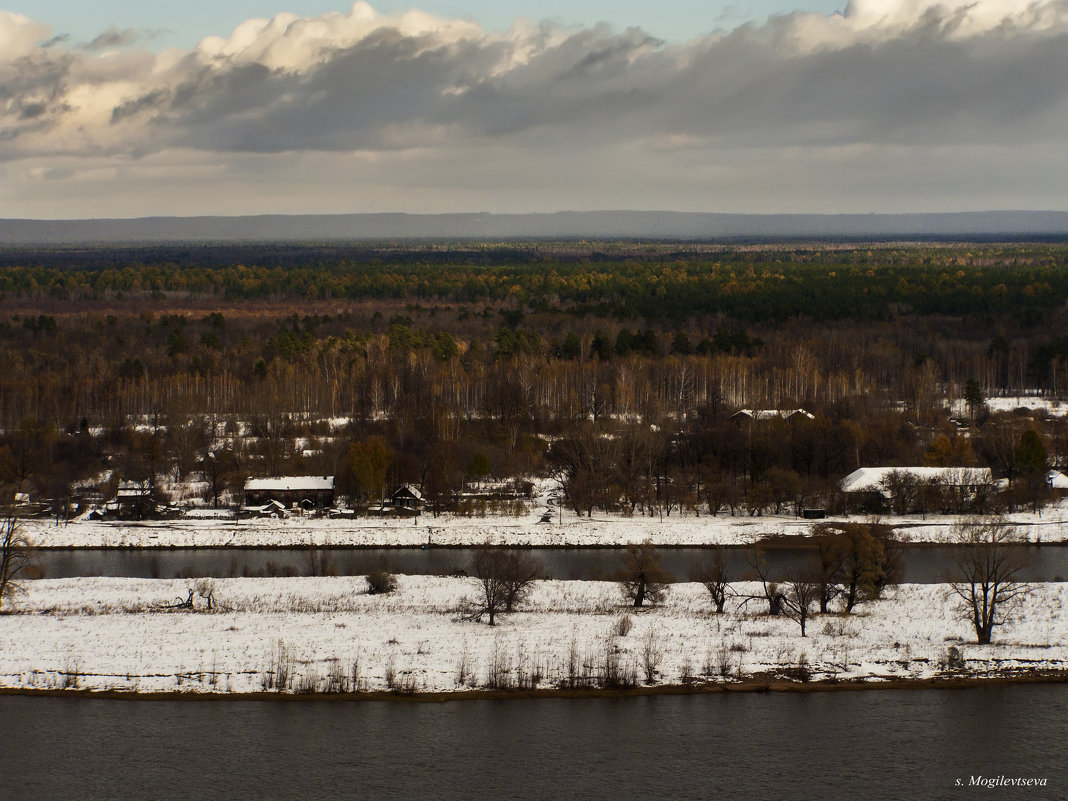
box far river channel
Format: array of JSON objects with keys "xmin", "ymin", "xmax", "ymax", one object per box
[
  {"xmin": 2, "ymin": 684, "xmax": 1064, "ymax": 800},
  {"xmin": 25, "ymin": 544, "xmax": 1068, "ymax": 583}
]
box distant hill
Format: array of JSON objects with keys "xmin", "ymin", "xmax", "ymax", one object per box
[{"xmin": 2, "ymin": 211, "xmax": 1067, "ymax": 245}]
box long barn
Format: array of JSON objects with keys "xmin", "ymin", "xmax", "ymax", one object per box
[{"xmin": 243, "ymin": 476, "xmax": 335, "ymax": 510}]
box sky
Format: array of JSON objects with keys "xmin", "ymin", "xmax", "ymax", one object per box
[
  {"xmin": 2, "ymin": 1, "xmax": 846, "ymax": 49},
  {"xmin": 2, "ymin": 0, "xmax": 1067, "ymax": 219}
]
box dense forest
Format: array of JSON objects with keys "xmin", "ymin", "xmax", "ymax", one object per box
[{"xmin": 2, "ymin": 241, "xmax": 1067, "ymax": 517}]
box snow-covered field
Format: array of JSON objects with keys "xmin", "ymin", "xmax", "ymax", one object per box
[
  {"xmin": 20, "ymin": 505, "xmax": 1068, "ymax": 548},
  {"xmin": 951, "ymin": 395, "xmax": 1068, "ymax": 417},
  {"xmin": 1, "ymin": 576, "xmax": 1064, "ymax": 696}
]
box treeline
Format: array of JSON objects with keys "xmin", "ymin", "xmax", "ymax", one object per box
[
  {"xmin": 3, "ymin": 299, "xmax": 1068, "ymax": 432},
  {"xmin": 2, "ymin": 243, "xmax": 1068, "ymax": 323}
]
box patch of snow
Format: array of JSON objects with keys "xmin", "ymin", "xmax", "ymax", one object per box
[{"xmin": 951, "ymin": 395, "xmax": 1068, "ymax": 417}]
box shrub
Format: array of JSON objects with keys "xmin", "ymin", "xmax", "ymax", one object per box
[
  {"xmin": 942, "ymin": 645, "xmax": 966, "ymax": 672},
  {"xmin": 367, "ymin": 570, "xmax": 397, "ymax": 595},
  {"xmin": 261, "ymin": 639, "xmax": 293, "ymax": 691},
  {"xmin": 326, "ymin": 660, "xmax": 349, "ymax": 693},
  {"xmin": 297, "ymin": 669, "xmax": 321, "ymax": 694},
  {"xmin": 599, "ymin": 638, "xmax": 637, "ymax": 689},
  {"xmin": 456, "ymin": 642, "xmax": 473, "ymax": 687},
  {"xmin": 641, "ymin": 627, "xmax": 664, "ymax": 684},
  {"xmin": 384, "ymin": 652, "xmax": 397, "ymax": 689}
]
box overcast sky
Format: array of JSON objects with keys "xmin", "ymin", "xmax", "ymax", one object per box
[{"xmin": 2, "ymin": 0, "xmax": 1067, "ymax": 219}]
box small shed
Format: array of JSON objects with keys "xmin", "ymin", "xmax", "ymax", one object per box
[
  {"xmin": 391, "ymin": 484, "xmax": 425, "ymax": 512},
  {"xmin": 244, "ymin": 476, "xmax": 335, "ymax": 510},
  {"xmin": 113, "ymin": 480, "xmax": 156, "ymax": 520}
]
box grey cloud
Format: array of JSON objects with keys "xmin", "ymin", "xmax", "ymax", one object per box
[
  {"xmin": 18, "ymin": 102, "xmax": 48, "ymax": 120},
  {"xmin": 2, "ymin": 2, "xmax": 1067, "ymax": 174},
  {"xmin": 139, "ymin": 9, "xmax": 1063, "ymax": 157},
  {"xmin": 0, "ymin": 52, "xmax": 75, "ymax": 134},
  {"xmin": 161, "ymin": 30, "xmax": 517, "ymax": 152},
  {"xmin": 86, "ymin": 26, "xmax": 140, "ymax": 50},
  {"xmin": 556, "ymin": 26, "xmax": 663, "ymax": 79},
  {"xmin": 672, "ymin": 31, "xmax": 1068, "ymax": 148},
  {"xmin": 110, "ymin": 89, "xmax": 172, "ymax": 123}
]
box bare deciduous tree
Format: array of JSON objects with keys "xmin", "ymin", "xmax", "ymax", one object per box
[
  {"xmin": 0, "ymin": 509, "xmax": 29, "ymax": 610},
  {"xmin": 468, "ymin": 546, "xmax": 543, "ymax": 625},
  {"xmin": 738, "ymin": 546, "xmax": 784, "ymax": 615},
  {"xmin": 837, "ymin": 523, "xmax": 887, "ymax": 613},
  {"xmin": 201, "ymin": 448, "xmax": 238, "ymax": 508},
  {"xmin": 948, "ymin": 519, "xmax": 1031, "ymax": 645},
  {"xmin": 615, "ymin": 540, "xmax": 673, "ymax": 608},
  {"xmin": 499, "ymin": 551, "xmax": 543, "ymax": 613},
  {"xmin": 780, "ymin": 573, "xmax": 820, "ymax": 637},
  {"xmin": 809, "ymin": 526, "xmax": 845, "ymax": 613},
  {"xmin": 471, "ymin": 547, "xmax": 507, "ymax": 626},
  {"xmin": 693, "ymin": 548, "xmax": 730, "ymax": 613}
]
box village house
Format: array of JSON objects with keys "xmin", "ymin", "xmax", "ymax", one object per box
[
  {"xmin": 1046, "ymin": 470, "xmax": 1068, "ymax": 491},
  {"xmin": 839, "ymin": 466, "xmax": 994, "ymax": 514},
  {"xmin": 112, "ymin": 480, "xmax": 156, "ymax": 520},
  {"xmin": 390, "ymin": 484, "xmax": 425, "ymax": 512},
  {"xmin": 243, "ymin": 476, "xmax": 335, "ymax": 511}
]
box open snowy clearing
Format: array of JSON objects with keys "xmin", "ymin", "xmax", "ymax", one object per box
[
  {"xmin": 20, "ymin": 505, "xmax": 1068, "ymax": 548},
  {"xmin": 0, "ymin": 576, "xmax": 1064, "ymax": 696},
  {"xmin": 951, "ymin": 395, "xmax": 1068, "ymax": 417}
]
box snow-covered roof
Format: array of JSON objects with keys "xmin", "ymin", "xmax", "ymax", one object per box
[
  {"xmin": 116, "ymin": 481, "xmax": 152, "ymax": 499},
  {"xmin": 732, "ymin": 409, "xmax": 814, "ymax": 421},
  {"xmin": 1047, "ymin": 470, "xmax": 1068, "ymax": 490},
  {"xmin": 184, "ymin": 508, "xmax": 235, "ymax": 519},
  {"xmin": 392, "ymin": 484, "xmax": 423, "ymax": 501},
  {"xmin": 244, "ymin": 476, "xmax": 334, "ymax": 492},
  {"xmin": 241, "ymin": 500, "xmax": 287, "ymax": 512},
  {"xmin": 840, "ymin": 467, "xmax": 993, "ymax": 494}
]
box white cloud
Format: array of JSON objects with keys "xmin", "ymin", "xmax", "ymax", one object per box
[
  {"xmin": 2, "ymin": 0, "xmax": 1068, "ymax": 215},
  {"xmin": 0, "ymin": 10, "xmax": 51, "ymax": 60},
  {"xmin": 843, "ymin": 0, "xmax": 1067, "ymax": 37}
]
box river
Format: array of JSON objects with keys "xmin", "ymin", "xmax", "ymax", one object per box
[
  {"xmin": 27, "ymin": 543, "xmax": 1068, "ymax": 582},
  {"xmin": 1, "ymin": 684, "xmax": 1063, "ymax": 800}
]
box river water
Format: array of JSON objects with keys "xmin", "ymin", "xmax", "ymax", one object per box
[
  {"xmin": 2, "ymin": 685, "xmax": 1063, "ymax": 800},
  {"xmin": 27, "ymin": 544, "xmax": 1068, "ymax": 583}
]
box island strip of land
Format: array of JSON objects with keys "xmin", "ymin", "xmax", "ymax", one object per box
[
  {"xmin": 1, "ymin": 576, "xmax": 1063, "ymax": 697},
  {"xmin": 19, "ymin": 505, "xmax": 1068, "ymax": 549}
]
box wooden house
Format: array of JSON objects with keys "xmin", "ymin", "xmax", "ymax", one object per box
[
  {"xmin": 390, "ymin": 484, "xmax": 425, "ymax": 512},
  {"xmin": 243, "ymin": 476, "xmax": 335, "ymax": 510}
]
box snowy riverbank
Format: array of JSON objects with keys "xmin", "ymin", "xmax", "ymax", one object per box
[
  {"xmin": 1, "ymin": 576, "xmax": 1064, "ymax": 696},
  {"xmin": 19, "ymin": 506, "xmax": 1068, "ymax": 548}
]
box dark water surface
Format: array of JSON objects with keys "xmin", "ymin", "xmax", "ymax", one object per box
[
  {"xmin": 28, "ymin": 543, "xmax": 1068, "ymax": 582},
  {"xmin": 2, "ymin": 685, "xmax": 1064, "ymax": 800}
]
